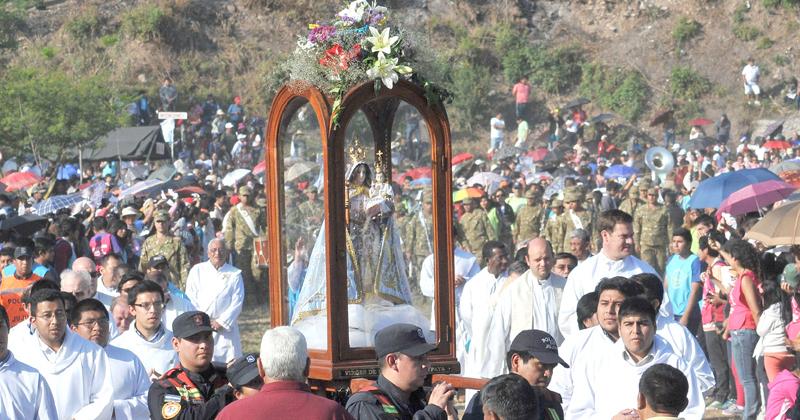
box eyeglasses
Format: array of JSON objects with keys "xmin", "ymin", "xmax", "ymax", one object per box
[
  {"xmin": 133, "ymin": 301, "xmax": 164, "ymax": 312},
  {"xmin": 77, "ymin": 318, "xmax": 109, "ymax": 328},
  {"xmin": 35, "ymin": 310, "xmax": 66, "ymax": 322}
]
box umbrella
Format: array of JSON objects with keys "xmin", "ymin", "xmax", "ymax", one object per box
[
  {"xmin": 147, "ymin": 165, "xmax": 176, "ymax": 181},
  {"xmin": 744, "ymin": 201, "xmax": 800, "ymax": 246},
  {"xmin": 453, "ymin": 187, "xmax": 484, "ymax": 202},
  {"xmin": 590, "ymin": 113, "xmax": 615, "ymax": 123},
  {"xmin": 763, "ymin": 140, "xmax": 793, "ymax": 150},
  {"xmin": 687, "ymin": 137, "xmax": 713, "ymax": 150},
  {"xmin": 649, "ymin": 109, "xmax": 674, "ymax": 127},
  {"xmin": 564, "ymin": 97, "xmax": 590, "ymax": 109},
  {"xmin": 0, "ymin": 171, "xmax": 41, "ymax": 192},
  {"xmin": 688, "ymin": 168, "xmax": 781, "ymax": 208},
  {"xmin": 285, "ymin": 161, "xmax": 320, "ymax": 183},
  {"xmin": 467, "ymin": 172, "xmax": 506, "ymax": 187},
  {"xmin": 770, "ymin": 159, "xmax": 800, "ymax": 174},
  {"xmin": 32, "ymin": 193, "xmax": 85, "ymax": 215},
  {"xmin": 222, "ymin": 168, "xmax": 252, "ymax": 187},
  {"xmin": 118, "ymin": 179, "xmax": 164, "ymax": 200},
  {"xmin": 553, "ymin": 167, "xmax": 579, "ymax": 177},
  {"xmin": 604, "ymin": 164, "xmax": 640, "ymax": 179},
  {"xmin": 175, "ymin": 186, "xmax": 207, "ymax": 196},
  {"xmin": 452, "ymin": 153, "xmax": 474, "ymax": 165},
  {"xmin": 780, "ymin": 170, "xmax": 800, "ymax": 188},
  {"xmin": 253, "ymin": 160, "xmax": 267, "ymax": 175},
  {"xmin": 762, "ymin": 120, "xmax": 785, "ymax": 138},
  {"xmin": 410, "ymin": 178, "xmax": 431, "ymax": 187},
  {"xmin": 688, "ymin": 118, "xmax": 713, "ymax": 126},
  {"xmin": 401, "ymin": 167, "xmax": 432, "ymax": 180},
  {"xmin": 528, "ymin": 148, "xmax": 550, "ymax": 162},
  {"xmin": 717, "ymin": 180, "xmax": 797, "ymax": 216},
  {"xmin": 0, "ymin": 214, "xmax": 49, "ymax": 235},
  {"xmin": 493, "ymin": 146, "xmax": 526, "ymax": 161},
  {"xmin": 525, "ymin": 172, "xmax": 552, "ymax": 184}
]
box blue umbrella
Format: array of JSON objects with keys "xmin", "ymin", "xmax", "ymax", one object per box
[
  {"xmin": 604, "ymin": 164, "xmax": 639, "ymax": 179},
  {"xmin": 688, "ymin": 168, "xmax": 781, "ymax": 209}
]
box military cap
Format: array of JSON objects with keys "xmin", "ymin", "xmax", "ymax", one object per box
[
  {"xmin": 238, "ymin": 185, "xmax": 252, "ymax": 196},
  {"xmin": 154, "ymin": 209, "xmax": 170, "ymax": 222},
  {"xmin": 647, "ymin": 187, "xmax": 659, "ymax": 196},
  {"xmin": 374, "ymin": 323, "xmax": 436, "ymax": 359},
  {"xmin": 551, "ymin": 199, "xmax": 563, "ymax": 207},
  {"xmin": 462, "ymin": 197, "xmax": 476, "ymax": 205},
  {"xmin": 172, "ymin": 311, "xmax": 214, "ymax": 339},
  {"xmin": 563, "ymin": 188, "xmax": 584, "ymax": 203}
]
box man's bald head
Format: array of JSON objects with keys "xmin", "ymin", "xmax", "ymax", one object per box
[
  {"xmin": 526, "ymin": 238, "xmax": 554, "ymax": 280},
  {"xmin": 72, "ymin": 257, "xmax": 95, "ymax": 273}
]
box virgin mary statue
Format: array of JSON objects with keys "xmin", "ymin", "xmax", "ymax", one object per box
[{"xmin": 289, "ymin": 140, "xmax": 431, "ymax": 349}]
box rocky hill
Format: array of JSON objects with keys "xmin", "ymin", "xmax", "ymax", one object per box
[{"xmin": 2, "ymin": 0, "xmax": 800, "ymax": 151}]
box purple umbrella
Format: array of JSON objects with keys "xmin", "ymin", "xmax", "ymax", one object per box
[{"xmin": 718, "ymin": 179, "xmax": 797, "ymax": 216}]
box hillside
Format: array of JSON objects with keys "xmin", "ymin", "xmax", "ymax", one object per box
[{"xmin": 2, "ymin": 0, "xmax": 800, "ymax": 153}]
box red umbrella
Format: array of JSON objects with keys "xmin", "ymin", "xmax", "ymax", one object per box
[
  {"xmin": 527, "ymin": 148, "xmax": 550, "ymax": 162},
  {"xmin": 253, "ymin": 160, "xmax": 267, "ymax": 175},
  {"xmin": 452, "ymin": 153, "xmax": 474, "ymax": 165},
  {"xmin": 689, "ymin": 118, "xmax": 713, "ymax": 126},
  {"xmin": 402, "ymin": 167, "xmax": 432, "ymax": 180},
  {"xmin": 718, "ymin": 179, "xmax": 797, "ymax": 216},
  {"xmin": 0, "ymin": 171, "xmax": 41, "ymax": 192},
  {"xmin": 763, "ymin": 140, "xmax": 793, "ymax": 150},
  {"xmin": 176, "ymin": 186, "xmax": 207, "ymax": 196}
]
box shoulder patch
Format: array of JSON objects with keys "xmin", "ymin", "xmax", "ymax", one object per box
[{"xmin": 162, "ymin": 401, "xmax": 182, "ymax": 419}]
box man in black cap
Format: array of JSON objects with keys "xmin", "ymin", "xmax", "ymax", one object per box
[
  {"xmin": 463, "ymin": 329, "xmax": 567, "ymax": 420},
  {"xmin": 227, "ymin": 353, "xmax": 264, "ymax": 400},
  {"xmin": 147, "ymin": 310, "xmax": 233, "ymax": 419},
  {"xmin": 345, "ymin": 323, "xmax": 457, "ymax": 420}
]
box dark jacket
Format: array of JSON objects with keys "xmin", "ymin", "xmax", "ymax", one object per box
[
  {"xmin": 345, "ymin": 375, "xmax": 447, "ymax": 420},
  {"xmin": 462, "ymin": 386, "xmax": 564, "ymax": 420},
  {"xmin": 147, "ymin": 364, "xmax": 233, "ymax": 420}
]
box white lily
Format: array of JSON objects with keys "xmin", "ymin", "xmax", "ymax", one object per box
[
  {"xmin": 367, "ymin": 53, "xmax": 404, "ymax": 89},
  {"xmin": 365, "ymin": 27, "xmax": 399, "ymax": 56},
  {"xmin": 338, "ymin": 0, "xmax": 368, "ymax": 24}
]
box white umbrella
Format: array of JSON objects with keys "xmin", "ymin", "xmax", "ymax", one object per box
[
  {"xmin": 467, "ymin": 171, "xmax": 506, "ymax": 187},
  {"xmin": 222, "ymin": 169, "xmax": 251, "ymax": 187}
]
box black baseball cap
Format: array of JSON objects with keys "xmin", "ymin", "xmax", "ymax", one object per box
[
  {"xmin": 148, "ymin": 255, "xmax": 168, "ymax": 269},
  {"xmin": 172, "ymin": 311, "xmax": 214, "ymax": 339},
  {"xmin": 509, "ymin": 330, "xmax": 569, "ymax": 368},
  {"xmin": 228, "ymin": 353, "xmax": 261, "ymax": 388},
  {"xmin": 374, "ymin": 323, "xmax": 436, "ymax": 359},
  {"xmin": 14, "ymin": 246, "xmax": 33, "ymax": 259}
]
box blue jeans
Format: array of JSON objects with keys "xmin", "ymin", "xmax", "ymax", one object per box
[{"xmin": 731, "ymin": 329, "xmax": 760, "ymax": 419}]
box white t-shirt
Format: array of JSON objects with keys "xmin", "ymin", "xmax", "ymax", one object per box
[
  {"xmin": 490, "ymin": 117, "xmax": 505, "ymax": 140},
  {"xmin": 742, "ymin": 64, "xmax": 760, "ymax": 84}
]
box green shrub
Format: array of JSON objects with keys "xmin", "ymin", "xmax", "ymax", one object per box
[
  {"xmin": 447, "ymin": 62, "xmax": 493, "ymax": 131},
  {"xmin": 0, "ymin": 9, "xmax": 24, "ymax": 50},
  {"xmin": 40, "ymin": 46, "xmax": 56, "ymax": 59},
  {"xmin": 757, "ymin": 36, "xmax": 775, "ymax": 49},
  {"xmin": 65, "ymin": 11, "xmax": 101, "ymax": 40},
  {"xmin": 774, "ymin": 54, "xmax": 790, "ymax": 66},
  {"xmin": 672, "ymin": 17, "xmax": 701, "ymax": 46},
  {"xmin": 670, "ymin": 66, "xmax": 712, "ymax": 100},
  {"xmin": 99, "ymin": 34, "xmax": 119, "ymax": 47},
  {"xmin": 121, "ymin": 5, "xmax": 168, "ymax": 41},
  {"xmin": 762, "ymin": 0, "xmax": 799, "ymax": 8},
  {"xmin": 527, "ymin": 44, "xmax": 585, "ymax": 94},
  {"xmin": 579, "ymin": 63, "xmax": 650, "ymax": 122},
  {"xmin": 733, "ymin": 24, "xmax": 761, "ymax": 41},
  {"xmin": 733, "ymin": 4, "xmax": 749, "ymax": 24},
  {"xmin": 494, "ymin": 24, "xmax": 529, "ymax": 83}
]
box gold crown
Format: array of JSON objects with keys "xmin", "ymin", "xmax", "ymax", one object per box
[{"xmin": 347, "ymin": 138, "xmax": 367, "ymax": 164}]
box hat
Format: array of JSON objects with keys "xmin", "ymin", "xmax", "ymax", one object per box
[
  {"xmin": 563, "ymin": 188, "xmax": 583, "ymax": 203},
  {"xmin": 374, "ymin": 323, "xmax": 436, "ymax": 359},
  {"xmin": 525, "ymin": 189, "xmax": 539, "ymax": 199},
  {"xmin": 154, "ymin": 209, "xmax": 170, "ymax": 222},
  {"xmin": 462, "ymin": 197, "xmax": 476, "ymax": 205},
  {"xmin": 237, "ymin": 133, "xmax": 247, "ymax": 140},
  {"xmin": 423, "ymin": 194, "xmax": 433, "ymax": 204},
  {"xmin": 305, "ymin": 186, "xmax": 318, "ymax": 194},
  {"xmin": 783, "ymin": 263, "xmax": 799, "ymax": 289},
  {"xmin": 121, "ymin": 206, "xmax": 139, "ymax": 218},
  {"xmin": 238, "ymin": 185, "xmax": 252, "ymax": 196},
  {"xmin": 14, "ymin": 246, "xmax": 32, "ymax": 259},
  {"xmin": 551, "ymin": 198, "xmax": 563, "ymax": 207},
  {"xmin": 228, "ymin": 353, "xmax": 261, "ymax": 388},
  {"xmin": 647, "ymin": 187, "xmax": 659, "ymax": 196},
  {"xmin": 509, "ymin": 330, "xmax": 569, "ymax": 367},
  {"xmin": 216, "ymin": 109, "xmax": 225, "ymax": 115},
  {"xmin": 225, "ymin": 122, "xmax": 234, "ymax": 129},
  {"xmin": 148, "ymin": 255, "xmax": 168, "ymax": 269},
  {"xmin": 172, "ymin": 311, "xmax": 214, "ymax": 339}
]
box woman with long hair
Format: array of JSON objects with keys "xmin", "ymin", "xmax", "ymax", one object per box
[
  {"xmin": 755, "ymin": 276, "xmax": 794, "ymax": 404},
  {"xmin": 721, "ymin": 238, "xmax": 764, "ymax": 419}
]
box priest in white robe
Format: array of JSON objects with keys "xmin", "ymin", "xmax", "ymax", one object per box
[
  {"xmin": 185, "ymin": 238, "xmax": 244, "ymax": 363},
  {"xmin": 0, "ymin": 305, "xmax": 58, "ymax": 420},
  {"xmin": 558, "ymin": 209, "xmax": 661, "ymax": 339},
  {"xmin": 94, "ymin": 253, "xmax": 122, "ymax": 312},
  {"xmin": 70, "ymin": 298, "xmax": 150, "ymax": 420},
  {"xmin": 482, "ymin": 238, "xmax": 566, "ymax": 379},
  {"xmin": 10, "ymin": 290, "xmax": 113, "ymax": 420}
]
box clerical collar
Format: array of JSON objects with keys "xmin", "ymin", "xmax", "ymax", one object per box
[{"xmin": 135, "ymin": 323, "xmax": 165, "ymax": 343}]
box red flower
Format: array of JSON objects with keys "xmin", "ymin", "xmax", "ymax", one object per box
[{"xmin": 319, "ymin": 43, "xmax": 362, "ymax": 73}]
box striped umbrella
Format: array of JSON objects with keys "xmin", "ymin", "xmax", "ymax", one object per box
[{"xmin": 33, "ymin": 193, "xmax": 85, "ymax": 215}]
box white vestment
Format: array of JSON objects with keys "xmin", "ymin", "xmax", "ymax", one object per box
[
  {"xmin": 549, "ymin": 325, "xmax": 619, "ymax": 410},
  {"xmin": 10, "ymin": 329, "xmax": 113, "ymax": 420},
  {"xmin": 111, "ymin": 326, "xmax": 177, "ymax": 376},
  {"xmin": 8, "ymin": 318, "xmax": 35, "ymax": 343},
  {"xmin": 558, "ymin": 251, "xmax": 661, "ymax": 338},
  {"xmin": 94, "ymin": 278, "xmax": 119, "ymax": 312},
  {"xmin": 482, "ymin": 270, "xmax": 566, "ymax": 378},
  {"xmin": 0, "ymin": 351, "xmax": 58, "ymax": 420},
  {"xmin": 105, "ymin": 345, "xmax": 150, "ymax": 420},
  {"xmin": 162, "ymin": 293, "xmax": 196, "ymax": 333},
  {"xmin": 185, "ymin": 261, "xmax": 244, "ymax": 363},
  {"xmin": 567, "ymin": 336, "xmax": 705, "ymax": 420},
  {"xmin": 657, "ymin": 313, "xmax": 715, "ymax": 392}
]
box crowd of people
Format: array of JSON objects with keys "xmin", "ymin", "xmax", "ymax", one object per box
[{"xmin": 4, "ymin": 70, "xmax": 800, "ymax": 420}]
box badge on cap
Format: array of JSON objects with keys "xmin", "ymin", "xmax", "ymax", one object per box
[
  {"xmin": 162, "ymin": 401, "xmax": 182, "ymax": 419},
  {"xmin": 541, "ymin": 337, "xmax": 557, "ymax": 351},
  {"xmin": 246, "ymin": 354, "xmax": 256, "ymax": 363},
  {"xmin": 416, "ymin": 328, "xmax": 424, "ymax": 339}
]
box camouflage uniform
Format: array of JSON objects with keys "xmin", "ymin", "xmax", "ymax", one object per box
[
  {"xmin": 543, "ymin": 200, "xmax": 565, "ymax": 254},
  {"xmin": 139, "ymin": 211, "xmax": 190, "ymax": 290},
  {"xmin": 513, "ymin": 190, "xmax": 544, "ymax": 244},
  {"xmin": 404, "ymin": 196, "xmax": 434, "ymax": 306},
  {"xmin": 633, "ymin": 188, "xmax": 669, "ymax": 274},
  {"xmin": 459, "ymin": 199, "xmax": 494, "ymax": 256},
  {"xmin": 223, "ymin": 186, "xmax": 265, "ymax": 305},
  {"xmin": 618, "ymin": 180, "xmax": 651, "ymax": 217},
  {"xmin": 557, "ymin": 188, "xmax": 594, "ymax": 253}
]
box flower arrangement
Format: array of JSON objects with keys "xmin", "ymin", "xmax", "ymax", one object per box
[{"xmin": 287, "ymin": 0, "xmax": 417, "ymax": 125}]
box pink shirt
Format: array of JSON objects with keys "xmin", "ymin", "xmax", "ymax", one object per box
[
  {"xmin": 728, "ymin": 270, "xmax": 759, "ymax": 331},
  {"xmin": 512, "ymin": 82, "xmax": 530, "ymax": 104}
]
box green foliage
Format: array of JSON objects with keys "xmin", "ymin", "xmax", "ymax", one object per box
[
  {"xmin": 756, "ymin": 37, "xmax": 774, "ymax": 49},
  {"xmin": 65, "ymin": 10, "xmax": 101, "ymax": 40},
  {"xmin": 121, "ymin": 4, "xmax": 168, "ymax": 41},
  {"xmin": 733, "ymin": 4, "xmax": 749, "ymax": 24},
  {"xmin": 670, "ymin": 66, "xmax": 712, "ymax": 100},
  {"xmin": 579, "ymin": 63, "xmax": 650, "ymax": 122},
  {"xmin": 494, "ymin": 24, "xmax": 528, "ymax": 83},
  {"xmin": 762, "ymin": 0, "xmax": 800, "ymax": 8},
  {"xmin": 0, "ymin": 67, "xmax": 121, "ymax": 161},
  {"xmin": 672, "ymin": 17, "xmax": 701, "ymax": 46},
  {"xmin": 733, "ymin": 24, "xmax": 761, "ymax": 41},
  {"xmin": 526, "ymin": 44, "xmax": 584, "ymax": 94},
  {"xmin": 447, "ymin": 62, "xmax": 493, "ymax": 131},
  {"xmin": 0, "ymin": 9, "xmax": 24, "ymax": 50},
  {"xmin": 99, "ymin": 34, "xmax": 119, "ymax": 47},
  {"xmin": 774, "ymin": 54, "xmax": 790, "ymax": 66},
  {"xmin": 40, "ymin": 46, "xmax": 56, "ymax": 59}
]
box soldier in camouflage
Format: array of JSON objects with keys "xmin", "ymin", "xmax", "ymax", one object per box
[
  {"xmin": 543, "ymin": 199, "xmax": 565, "ymax": 253},
  {"xmin": 404, "ymin": 193, "xmax": 433, "ymax": 304},
  {"xmin": 662, "ymin": 189, "xmax": 685, "ymax": 241},
  {"xmin": 618, "ymin": 179, "xmax": 651, "ymax": 217},
  {"xmin": 633, "ymin": 187, "xmax": 669, "ymax": 274},
  {"xmin": 139, "ymin": 209, "xmax": 190, "ymax": 290},
  {"xmin": 458, "ymin": 197, "xmax": 494, "ymax": 257},
  {"xmin": 513, "ymin": 189, "xmax": 544, "ymax": 245},
  {"xmin": 556, "ymin": 187, "xmax": 593, "ymax": 253},
  {"xmin": 223, "ymin": 186, "xmax": 265, "ymax": 305}
]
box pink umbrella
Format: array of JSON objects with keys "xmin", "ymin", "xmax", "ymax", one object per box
[
  {"xmin": 253, "ymin": 160, "xmax": 266, "ymax": 175},
  {"xmin": 0, "ymin": 171, "xmax": 41, "ymax": 192},
  {"xmin": 718, "ymin": 179, "xmax": 797, "ymax": 216}
]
